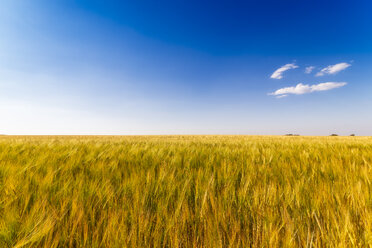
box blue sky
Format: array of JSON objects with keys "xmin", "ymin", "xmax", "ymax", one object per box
[{"xmin": 1, "ymin": 0, "xmax": 371, "ymax": 135}]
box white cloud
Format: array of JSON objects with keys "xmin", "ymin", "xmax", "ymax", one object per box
[
  {"xmin": 276, "ymin": 94, "xmax": 288, "ymax": 99},
  {"xmin": 316, "ymin": 63, "xmax": 351, "ymax": 76},
  {"xmin": 270, "ymin": 63, "xmax": 299, "ymax": 79},
  {"xmin": 305, "ymin": 66, "xmax": 315, "ymax": 74},
  {"xmin": 269, "ymin": 82, "xmax": 347, "ymax": 96}
]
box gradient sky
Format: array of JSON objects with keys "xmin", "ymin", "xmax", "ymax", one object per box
[{"xmin": 1, "ymin": 0, "xmax": 372, "ymax": 135}]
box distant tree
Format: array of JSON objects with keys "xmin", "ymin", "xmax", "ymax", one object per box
[
  {"xmin": 350, "ymin": 134, "xmax": 355, "ymax": 136},
  {"xmin": 330, "ymin": 134, "xmax": 338, "ymax": 136}
]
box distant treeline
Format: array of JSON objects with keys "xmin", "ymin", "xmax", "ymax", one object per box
[{"xmin": 285, "ymin": 134, "xmax": 356, "ymax": 136}]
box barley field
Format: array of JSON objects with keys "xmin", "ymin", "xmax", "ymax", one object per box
[{"xmin": 0, "ymin": 135, "xmax": 371, "ymax": 247}]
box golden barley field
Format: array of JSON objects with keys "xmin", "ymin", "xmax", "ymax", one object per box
[{"xmin": 0, "ymin": 135, "xmax": 371, "ymax": 247}]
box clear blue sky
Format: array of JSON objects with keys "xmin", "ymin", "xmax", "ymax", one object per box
[{"xmin": 1, "ymin": 0, "xmax": 371, "ymax": 135}]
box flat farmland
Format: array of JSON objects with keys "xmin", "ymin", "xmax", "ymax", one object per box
[{"xmin": 0, "ymin": 136, "xmax": 371, "ymax": 247}]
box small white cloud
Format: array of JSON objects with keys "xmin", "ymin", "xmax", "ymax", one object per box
[
  {"xmin": 270, "ymin": 63, "xmax": 299, "ymax": 79},
  {"xmin": 269, "ymin": 82, "xmax": 347, "ymax": 96},
  {"xmin": 305, "ymin": 66, "xmax": 315, "ymax": 74},
  {"xmin": 316, "ymin": 63, "xmax": 351, "ymax": 76},
  {"xmin": 276, "ymin": 94, "xmax": 288, "ymax": 99}
]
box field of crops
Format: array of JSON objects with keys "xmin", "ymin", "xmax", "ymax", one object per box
[{"xmin": 0, "ymin": 135, "xmax": 371, "ymax": 247}]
